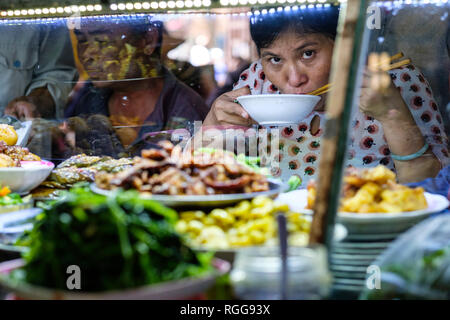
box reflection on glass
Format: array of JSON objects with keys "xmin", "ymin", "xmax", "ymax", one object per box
[
  {"xmin": 0, "ymin": 21, "xmax": 76, "ymax": 119},
  {"xmin": 65, "ymin": 16, "xmax": 209, "ymax": 158}
]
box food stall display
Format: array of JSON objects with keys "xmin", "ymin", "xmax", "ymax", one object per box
[{"xmin": 0, "ymin": 0, "xmax": 448, "ymax": 302}]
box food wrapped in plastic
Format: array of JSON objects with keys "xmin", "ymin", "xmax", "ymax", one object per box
[{"xmin": 361, "ymin": 214, "xmax": 450, "ymax": 300}]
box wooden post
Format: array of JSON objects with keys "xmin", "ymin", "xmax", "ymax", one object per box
[{"xmin": 309, "ymin": 0, "xmax": 370, "ymax": 246}]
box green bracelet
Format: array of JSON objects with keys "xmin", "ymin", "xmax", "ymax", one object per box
[{"xmin": 391, "ymin": 142, "xmax": 429, "ymax": 161}]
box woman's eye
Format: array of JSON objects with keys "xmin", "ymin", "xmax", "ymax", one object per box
[
  {"xmin": 269, "ymin": 57, "xmax": 282, "ymax": 65},
  {"xmin": 303, "ymin": 50, "xmax": 315, "ymax": 59}
]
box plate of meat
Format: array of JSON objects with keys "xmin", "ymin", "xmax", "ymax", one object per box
[{"xmin": 92, "ymin": 141, "xmax": 287, "ymax": 207}]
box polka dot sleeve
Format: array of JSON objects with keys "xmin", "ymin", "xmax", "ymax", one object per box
[
  {"xmin": 389, "ymin": 65, "xmax": 450, "ymax": 167},
  {"xmin": 233, "ymin": 60, "xmax": 280, "ymax": 94}
]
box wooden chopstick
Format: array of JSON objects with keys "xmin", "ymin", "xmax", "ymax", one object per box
[
  {"xmin": 307, "ymin": 83, "xmax": 332, "ymax": 96},
  {"xmin": 386, "ymin": 52, "xmax": 404, "ymax": 63},
  {"xmin": 372, "ymin": 51, "xmax": 404, "ymax": 67},
  {"xmin": 383, "ymin": 58, "xmax": 411, "ymax": 71},
  {"xmin": 311, "ymin": 86, "xmax": 332, "ymax": 96},
  {"xmin": 307, "ymin": 54, "xmax": 410, "ymax": 96}
]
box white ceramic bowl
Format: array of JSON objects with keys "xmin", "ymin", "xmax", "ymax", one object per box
[
  {"xmin": 236, "ymin": 94, "xmax": 321, "ymax": 125},
  {"xmin": 0, "ymin": 161, "xmax": 54, "ymax": 195}
]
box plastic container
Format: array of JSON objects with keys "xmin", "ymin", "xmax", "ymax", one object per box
[{"xmin": 230, "ymin": 245, "xmax": 331, "ymax": 300}]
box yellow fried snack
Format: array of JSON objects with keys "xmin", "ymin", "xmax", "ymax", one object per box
[
  {"xmin": 176, "ymin": 196, "xmax": 311, "ymax": 249},
  {"xmin": 0, "ymin": 124, "xmax": 18, "ymax": 146},
  {"xmin": 362, "ymin": 165, "xmax": 396, "ymax": 184},
  {"xmin": 308, "ymin": 165, "xmax": 428, "ymax": 213},
  {"xmin": 378, "ymin": 186, "xmax": 427, "ymax": 213},
  {"xmin": 340, "ymin": 182, "xmax": 382, "ymax": 213},
  {"xmin": 0, "ymin": 154, "xmax": 16, "ymax": 167}
]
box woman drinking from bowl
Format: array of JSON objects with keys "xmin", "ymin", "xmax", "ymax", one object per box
[{"xmin": 203, "ymin": 7, "xmax": 449, "ymax": 186}]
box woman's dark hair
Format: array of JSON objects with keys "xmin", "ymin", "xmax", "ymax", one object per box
[{"xmin": 250, "ymin": 6, "xmax": 340, "ymax": 54}]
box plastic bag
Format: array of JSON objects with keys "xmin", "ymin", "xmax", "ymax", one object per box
[{"xmin": 361, "ymin": 214, "xmax": 450, "ymax": 299}]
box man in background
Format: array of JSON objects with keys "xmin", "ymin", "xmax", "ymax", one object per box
[{"xmin": 1, "ymin": 21, "xmax": 77, "ymax": 119}]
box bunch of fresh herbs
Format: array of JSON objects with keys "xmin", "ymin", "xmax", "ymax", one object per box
[{"xmin": 13, "ymin": 185, "xmax": 213, "ymax": 291}]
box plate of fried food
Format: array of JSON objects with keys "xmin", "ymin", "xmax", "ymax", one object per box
[
  {"xmin": 92, "ymin": 141, "xmax": 286, "ymax": 207},
  {"xmin": 0, "ymin": 138, "xmax": 54, "ymax": 195},
  {"xmin": 32, "ymin": 154, "xmax": 134, "ymax": 200},
  {"xmin": 0, "ymin": 121, "xmax": 54, "ymax": 195},
  {"xmin": 280, "ymin": 165, "xmax": 449, "ymax": 234}
]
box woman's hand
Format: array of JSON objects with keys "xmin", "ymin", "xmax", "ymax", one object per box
[
  {"xmin": 359, "ymin": 67, "xmax": 441, "ymax": 183},
  {"xmin": 204, "ymin": 86, "xmax": 256, "ymax": 127},
  {"xmin": 359, "ymin": 70, "xmax": 409, "ymax": 122}
]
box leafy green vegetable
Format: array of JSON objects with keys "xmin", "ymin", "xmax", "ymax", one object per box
[
  {"xmin": 0, "ymin": 193, "xmax": 26, "ymax": 206},
  {"xmin": 194, "ymin": 148, "xmax": 270, "ymax": 176},
  {"xmin": 287, "ymin": 175, "xmax": 302, "ymax": 191},
  {"xmin": 363, "ymin": 246, "xmax": 450, "ymax": 300},
  {"xmin": 13, "ymin": 185, "xmax": 212, "ymax": 292}
]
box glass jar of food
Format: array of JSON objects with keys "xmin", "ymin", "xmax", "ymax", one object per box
[{"xmin": 230, "ymin": 245, "xmax": 331, "ymax": 300}]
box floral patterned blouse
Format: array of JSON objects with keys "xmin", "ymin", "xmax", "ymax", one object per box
[{"xmin": 233, "ymin": 60, "xmax": 450, "ymax": 186}]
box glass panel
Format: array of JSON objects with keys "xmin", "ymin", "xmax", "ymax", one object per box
[
  {"xmin": 308, "ymin": 1, "xmax": 450, "ymax": 226},
  {"xmin": 0, "ymin": 5, "xmax": 342, "ymax": 191},
  {"xmin": 342, "ymin": 1, "xmax": 449, "ymax": 186}
]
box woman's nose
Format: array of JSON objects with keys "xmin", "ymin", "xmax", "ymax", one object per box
[{"xmin": 286, "ymin": 65, "xmax": 308, "ymax": 88}]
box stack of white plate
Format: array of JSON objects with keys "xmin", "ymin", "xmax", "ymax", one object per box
[
  {"xmin": 277, "ymin": 189, "xmax": 450, "ymax": 299},
  {"xmin": 330, "ymin": 240, "xmax": 391, "ymax": 296},
  {"xmin": 330, "ymin": 192, "xmax": 449, "ymax": 298}
]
